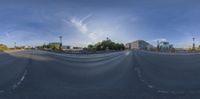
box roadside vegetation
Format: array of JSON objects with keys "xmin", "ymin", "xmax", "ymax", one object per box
[
  {"xmin": 187, "ymin": 45, "xmax": 200, "ymax": 52},
  {"xmin": 0, "ymin": 44, "xmax": 8, "ymax": 52},
  {"xmin": 37, "ymin": 43, "xmax": 61, "ymax": 51},
  {"xmin": 87, "ymin": 38, "xmax": 125, "ymax": 51}
]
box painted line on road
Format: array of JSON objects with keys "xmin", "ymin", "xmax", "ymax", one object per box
[
  {"xmin": 133, "ymin": 53, "xmax": 200, "ymax": 94},
  {"xmin": 0, "ymin": 69, "xmax": 28, "ymax": 94},
  {"xmin": 12, "ymin": 70, "xmax": 27, "ymax": 90}
]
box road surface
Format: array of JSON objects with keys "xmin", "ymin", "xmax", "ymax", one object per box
[{"xmin": 1, "ymin": 50, "xmax": 200, "ymax": 99}]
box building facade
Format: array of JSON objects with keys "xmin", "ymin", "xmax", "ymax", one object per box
[
  {"xmin": 158, "ymin": 41, "xmax": 174, "ymax": 51},
  {"xmin": 62, "ymin": 45, "xmax": 83, "ymax": 51},
  {"xmin": 62, "ymin": 45, "xmax": 71, "ymax": 50},
  {"xmin": 126, "ymin": 40, "xmax": 153, "ymax": 50}
]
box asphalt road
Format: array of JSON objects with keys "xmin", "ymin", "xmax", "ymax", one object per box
[{"xmin": 1, "ymin": 50, "xmax": 200, "ymax": 99}]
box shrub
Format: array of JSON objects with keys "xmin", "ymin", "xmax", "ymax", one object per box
[
  {"xmin": 0, "ymin": 44, "xmax": 8, "ymax": 52},
  {"xmin": 87, "ymin": 38, "xmax": 125, "ymax": 51}
]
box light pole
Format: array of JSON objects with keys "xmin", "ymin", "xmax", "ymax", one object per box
[
  {"xmin": 59, "ymin": 36, "xmax": 62, "ymax": 51},
  {"xmin": 192, "ymin": 37, "xmax": 195, "ymax": 51}
]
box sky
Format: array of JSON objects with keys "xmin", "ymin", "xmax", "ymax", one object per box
[{"xmin": 0, "ymin": 0, "xmax": 200, "ymax": 48}]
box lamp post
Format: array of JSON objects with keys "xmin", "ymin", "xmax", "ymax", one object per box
[
  {"xmin": 192, "ymin": 37, "xmax": 195, "ymax": 51},
  {"xmin": 59, "ymin": 36, "xmax": 62, "ymax": 51}
]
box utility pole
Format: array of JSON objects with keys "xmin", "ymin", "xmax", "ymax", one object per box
[
  {"xmin": 59, "ymin": 36, "xmax": 62, "ymax": 51},
  {"xmin": 192, "ymin": 37, "xmax": 196, "ymax": 51}
]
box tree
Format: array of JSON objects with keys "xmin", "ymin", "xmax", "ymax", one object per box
[
  {"xmin": 87, "ymin": 39, "xmax": 125, "ymax": 51},
  {"xmin": 88, "ymin": 44, "xmax": 94, "ymax": 51},
  {"xmin": 197, "ymin": 45, "xmax": 200, "ymax": 52},
  {"xmin": 94, "ymin": 42, "xmax": 102, "ymax": 51}
]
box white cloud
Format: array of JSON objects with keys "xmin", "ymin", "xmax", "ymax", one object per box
[
  {"xmin": 151, "ymin": 38, "xmax": 167, "ymax": 42},
  {"xmin": 63, "ymin": 14, "xmax": 127, "ymax": 47},
  {"xmin": 68, "ymin": 14, "xmax": 92, "ymax": 35},
  {"xmin": 0, "ymin": 28, "xmax": 15, "ymax": 39},
  {"xmin": 70, "ymin": 17, "xmax": 88, "ymax": 34},
  {"xmin": 65, "ymin": 14, "xmax": 108, "ymax": 43}
]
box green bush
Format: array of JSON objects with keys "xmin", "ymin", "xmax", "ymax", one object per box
[{"xmin": 88, "ymin": 38, "xmax": 125, "ymax": 51}]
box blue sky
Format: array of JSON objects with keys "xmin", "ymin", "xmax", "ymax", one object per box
[{"xmin": 0, "ymin": 0, "xmax": 200, "ymax": 48}]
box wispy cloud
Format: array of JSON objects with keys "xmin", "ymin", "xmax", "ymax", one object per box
[
  {"xmin": 70, "ymin": 17, "xmax": 88, "ymax": 34},
  {"xmin": 0, "ymin": 28, "xmax": 16, "ymax": 39},
  {"xmin": 65, "ymin": 14, "xmax": 108, "ymax": 44},
  {"xmin": 68, "ymin": 14, "xmax": 91, "ymax": 35},
  {"xmin": 151, "ymin": 38, "xmax": 167, "ymax": 42}
]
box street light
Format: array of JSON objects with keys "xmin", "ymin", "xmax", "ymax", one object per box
[
  {"xmin": 59, "ymin": 36, "xmax": 62, "ymax": 44},
  {"xmin": 192, "ymin": 37, "xmax": 195, "ymax": 51},
  {"xmin": 59, "ymin": 36, "xmax": 62, "ymax": 50}
]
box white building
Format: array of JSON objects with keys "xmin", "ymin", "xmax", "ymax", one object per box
[
  {"xmin": 158, "ymin": 41, "xmax": 174, "ymax": 51},
  {"xmin": 126, "ymin": 40, "xmax": 154, "ymax": 50}
]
